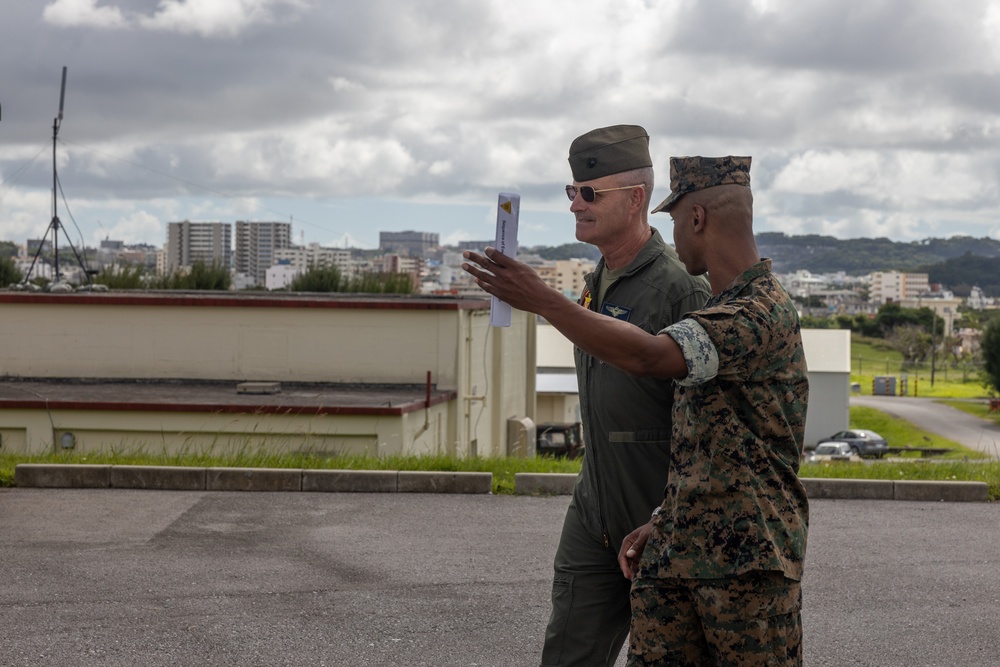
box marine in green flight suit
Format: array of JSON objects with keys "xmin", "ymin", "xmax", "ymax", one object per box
[{"xmin": 541, "ymin": 126, "xmax": 711, "ymax": 667}]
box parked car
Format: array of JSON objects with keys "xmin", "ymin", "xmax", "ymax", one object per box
[
  {"xmin": 816, "ymin": 429, "xmax": 888, "ymax": 459},
  {"xmin": 807, "ymin": 441, "xmax": 862, "ymax": 463},
  {"xmin": 536, "ymin": 422, "xmax": 584, "ymax": 458}
]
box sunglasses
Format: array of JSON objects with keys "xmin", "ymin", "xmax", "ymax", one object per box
[{"xmin": 565, "ymin": 184, "xmax": 644, "ymax": 203}]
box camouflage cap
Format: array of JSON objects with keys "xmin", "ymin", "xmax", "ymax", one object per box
[
  {"xmin": 651, "ymin": 156, "xmax": 752, "ymax": 214},
  {"xmin": 568, "ymin": 125, "xmax": 652, "ymax": 182}
]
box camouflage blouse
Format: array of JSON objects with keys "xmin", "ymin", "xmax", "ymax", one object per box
[{"xmin": 639, "ymin": 259, "xmax": 810, "ymax": 581}]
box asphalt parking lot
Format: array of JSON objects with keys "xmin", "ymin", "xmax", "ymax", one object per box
[{"xmin": 1, "ymin": 489, "xmax": 998, "ymax": 667}]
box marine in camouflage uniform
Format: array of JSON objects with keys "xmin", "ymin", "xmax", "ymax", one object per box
[
  {"xmin": 542, "ymin": 127, "xmax": 711, "ymax": 667},
  {"xmin": 626, "ymin": 156, "xmax": 809, "ymax": 666},
  {"xmin": 459, "ymin": 153, "xmax": 802, "ymax": 667}
]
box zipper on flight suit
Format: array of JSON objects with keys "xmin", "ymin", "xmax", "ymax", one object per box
[{"xmin": 585, "ymin": 269, "xmax": 613, "ymax": 552}]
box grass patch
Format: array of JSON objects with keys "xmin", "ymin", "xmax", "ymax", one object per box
[
  {"xmin": 851, "ymin": 334, "xmax": 988, "ymax": 398},
  {"xmin": 0, "ymin": 450, "xmax": 583, "ymax": 495},
  {"xmin": 800, "ymin": 460, "xmax": 1000, "ymax": 501},
  {"xmin": 940, "ymin": 399, "xmax": 1000, "ymax": 426}
]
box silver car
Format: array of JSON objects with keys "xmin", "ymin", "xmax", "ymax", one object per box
[{"xmin": 817, "ymin": 429, "xmax": 889, "ymax": 459}]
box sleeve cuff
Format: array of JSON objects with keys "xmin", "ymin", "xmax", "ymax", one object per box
[{"xmin": 663, "ymin": 319, "xmax": 719, "ymax": 386}]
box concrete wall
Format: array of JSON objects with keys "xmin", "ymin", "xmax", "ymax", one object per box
[
  {"xmin": 801, "ymin": 329, "xmax": 851, "ymax": 446},
  {"xmin": 0, "ymin": 405, "xmax": 454, "ymax": 458}
]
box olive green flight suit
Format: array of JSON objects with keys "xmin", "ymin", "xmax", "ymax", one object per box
[{"xmin": 541, "ymin": 229, "xmax": 711, "ymax": 667}]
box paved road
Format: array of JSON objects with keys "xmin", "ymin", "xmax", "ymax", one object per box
[
  {"xmin": 851, "ymin": 395, "xmax": 1000, "ymax": 457},
  {"xmin": 2, "ymin": 489, "xmax": 998, "ymax": 667}
]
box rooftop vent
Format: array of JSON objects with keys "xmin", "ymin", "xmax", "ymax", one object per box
[{"xmin": 236, "ymin": 382, "xmax": 282, "ymax": 395}]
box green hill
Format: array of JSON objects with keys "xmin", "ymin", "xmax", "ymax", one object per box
[{"xmin": 756, "ymin": 233, "xmax": 1000, "ymax": 296}]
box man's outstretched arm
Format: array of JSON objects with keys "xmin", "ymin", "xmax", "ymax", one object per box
[{"xmin": 463, "ymin": 247, "xmax": 688, "ymax": 379}]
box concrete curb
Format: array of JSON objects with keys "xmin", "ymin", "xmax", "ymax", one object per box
[
  {"xmin": 514, "ymin": 472, "xmax": 578, "ymax": 495},
  {"xmin": 13, "ymin": 464, "xmax": 494, "ymax": 495},
  {"xmin": 11, "ymin": 465, "xmax": 991, "ymax": 501},
  {"xmin": 207, "ymin": 467, "xmax": 303, "ymax": 492},
  {"xmin": 111, "ymin": 464, "xmax": 206, "ymax": 491},
  {"xmin": 303, "ymin": 469, "xmax": 398, "ymax": 493},
  {"xmin": 512, "ymin": 473, "xmax": 990, "ymax": 503},
  {"xmin": 398, "ymin": 471, "xmax": 493, "ymax": 494},
  {"xmin": 15, "ymin": 464, "xmax": 111, "ymax": 489}
]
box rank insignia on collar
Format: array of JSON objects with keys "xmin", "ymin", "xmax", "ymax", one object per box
[{"xmin": 601, "ymin": 302, "xmax": 632, "ymax": 321}]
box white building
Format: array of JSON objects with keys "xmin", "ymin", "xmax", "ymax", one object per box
[
  {"xmin": 265, "ymin": 244, "xmax": 357, "ymax": 290},
  {"xmin": 967, "ymin": 286, "xmax": 996, "ymax": 310},
  {"xmin": 266, "ymin": 263, "xmax": 301, "ymax": 291}
]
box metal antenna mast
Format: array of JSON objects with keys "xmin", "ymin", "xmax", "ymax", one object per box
[{"xmin": 23, "ymin": 66, "xmax": 92, "ymax": 286}]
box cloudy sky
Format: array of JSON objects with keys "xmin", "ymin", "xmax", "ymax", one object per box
[{"xmin": 2, "ymin": 0, "xmax": 1000, "ymax": 251}]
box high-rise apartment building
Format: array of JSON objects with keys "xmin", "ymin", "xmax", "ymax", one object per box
[
  {"xmin": 165, "ymin": 221, "xmax": 232, "ymax": 273},
  {"xmin": 235, "ymin": 221, "xmax": 292, "ymax": 287}
]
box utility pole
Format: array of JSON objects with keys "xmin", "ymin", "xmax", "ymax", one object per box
[{"xmin": 930, "ymin": 310, "xmax": 939, "ymax": 387}]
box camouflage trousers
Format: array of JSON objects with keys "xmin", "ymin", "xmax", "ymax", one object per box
[{"xmin": 627, "ymin": 570, "xmax": 802, "ymax": 667}]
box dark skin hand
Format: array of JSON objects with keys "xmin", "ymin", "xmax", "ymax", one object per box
[
  {"xmin": 618, "ymin": 521, "xmax": 654, "ymax": 580},
  {"xmin": 462, "ymin": 247, "xmax": 688, "ymax": 379}
]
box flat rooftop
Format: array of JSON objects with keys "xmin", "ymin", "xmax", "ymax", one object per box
[
  {"xmin": 0, "ymin": 379, "xmax": 456, "ymax": 416},
  {"xmin": 0, "ymin": 290, "xmax": 491, "ymax": 311}
]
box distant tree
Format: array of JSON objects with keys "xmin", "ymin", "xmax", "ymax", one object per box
[
  {"xmin": 834, "ymin": 314, "xmax": 856, "ymax": 331},
  {"xmin": 289, "ymin": 266, "xmax": 413, "ymax": 294},
  {"xmin": 346, "ymin": 271, "xmax": 414, "ymax": 294},
  {"xmin": 981, "ymin": 319, "xmax": 1000, "ymax": 397},
  {"xmin": 92, "ymin": 263, "xmax": 146, "ymax": 289},
  {"xmin": 798, "ymin": 315, "xmax": 832, "ymax": 329},
  {"xmin": 153, "ymin": 260, "xmax": 232, "ymax": 290},
  {"xmin": 885, "ymin": 324, "xmax": 932, "ymax": 363},
  {"xmin": 0, "ymin": 241, "xmax": 19, "ymax": 258},
  {"xmin": 0, "ymin": 255, "xmax": 23, "ymax": 285},
  {"xmin": 530, "ymin": 243, "xmax": 602, "ymax": 262},
  {"xmin": 290, "ymin": 265, "xmax": 344, "ymax": 292},
  {"xmin": 873, "ymin": 303, "xmax": 937, "ymax": 337}
]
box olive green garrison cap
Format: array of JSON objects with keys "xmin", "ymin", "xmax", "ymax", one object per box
[{"xmin": 568, "ymin": 124, "xmax": 653, "ymax": 182}]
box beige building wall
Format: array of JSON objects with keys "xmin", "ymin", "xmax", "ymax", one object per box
[
  {"xmin": 554, "ymin": 259, "xmax": 594, "ymax": 297},
  {"xmin": 870, "ymin": 271, "xmax": 930, "ymax": 304},
  {"xmin": 0, "ymin": 293, "xmax": 535, "ymax": 459},
  {"xmin": 535, "ymin": 393, "xmax": 580, "ymax": 425},
  {"xmin": 0, "ymin": 405, "xmax": 454, "ymax": 458}
]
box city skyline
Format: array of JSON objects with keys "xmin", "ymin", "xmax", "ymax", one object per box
[{"xmin": 3, "ymin": 1, "xmax": 1000, "ymax": 251}]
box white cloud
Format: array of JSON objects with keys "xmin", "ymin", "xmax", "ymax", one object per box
[
  {"xmin": 0, "ymin": 188, "xmax": 54, "ymax": 244},
  {"xmin": 103, "ymin": 209, "xmax": 163, "ymax": 245},
  {"xmin": 8, "ymin": 0, "xmax": 1000, "ymax": 251},
  {"xmin": 984, "ymin": 1, "xmax": 1000, "ymax": 67},
  {"xmin": 137, "ymin": 0, "xmax": 306, "ymax": 37},
  {"xmin": 42, "ymin": 0, "xmax": 127, "ymax": 29},
  {"xmin": 770, "ymin": 150, "xmax": 995, "ymax": 208},
  {"xmin": 43, "ymin": 0, "xmax": 305, "ymax": 36}
]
